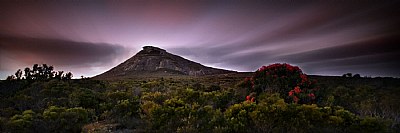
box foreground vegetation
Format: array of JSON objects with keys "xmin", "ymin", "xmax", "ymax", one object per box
[{"xmin": 1, "ymin": 64, "xmax": 399, "ymax": 132}]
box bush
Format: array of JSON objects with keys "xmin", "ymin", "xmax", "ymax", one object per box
[
  {"xmin": 112, "ymin": 98, "xmax": 141, "ymax": 128},
  {"xmin": 224, "ymin": 102, "xmax": 257, "ymax": 132},
  {"xmin": 358, "ymin": 116, "xmax": 390, "ymax": 132},
  {"xmin": 147, "ymin": 97, "xmax": 225, "ymax": 132},
  {"xmin": 241, "ymin": 63, "xmax": 318, "ymax": 104},
  {"xmin": 69, "ymin": 88, "xmax": 99, "ymax": 109},
  {"xmin": 206, "ymin": 85, "xmax": 221, "ymax": 92},
  {"xmin": 222, "ymin": 95, "xmax": 389, "ymax": 133},
  {"xmin": 42, "ymin": 106, "xmax": 91, "ymax": 132},
  {"xmin": 7, "ymin": 110, "xmax": 35, "ymax": 132}
]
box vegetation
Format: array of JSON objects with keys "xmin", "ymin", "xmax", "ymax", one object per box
[
  {"xmin": 6, "ymin": 64, "xmax": 73, "ymax": 81},
  {"xmin": 240, "ymin": 63, "xmax": 318, "ymax": 104},
  {"xmin": 0, "ymin": 63, "xmax": 399, "ymax": 132}
]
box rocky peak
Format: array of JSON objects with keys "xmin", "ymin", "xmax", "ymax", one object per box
[{"xmin": 138, "ymin": 46, "xmax": 167, "ymax": 55}]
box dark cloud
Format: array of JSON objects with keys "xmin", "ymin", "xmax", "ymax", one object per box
[
  {"xmin": 277, "ymin": 34, "xmax": 400, "ymax": 76},
  {"xmin": 168, "ymin": 31, "xmax": 400, "ymax": 77},
  {"xmin": 277, "ymin": 34, "xmax": 400, "ymax": 63},
  {"xmin": 0, "ymin": 35, "xmax": 131, "ymax": 78}
]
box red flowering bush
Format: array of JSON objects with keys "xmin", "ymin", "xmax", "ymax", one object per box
[
  {"xmin": 245, "ymin": 95, "xmax": 255, "ymax": 103},
  {"xmin": 242, "ymin": 63, "xmax": 318, "ymax": 104}
]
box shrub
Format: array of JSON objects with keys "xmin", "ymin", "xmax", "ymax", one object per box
[
  {"xmin": 69, "ymin": 88, "xmax": 99, "ymax": 109},
  {"xmin": 224, "ymin": 102, "xmax": 257, "ymax": 132},
  {"xmin": 112, "ymin": 98, "xmax": 141, "ymax": 128},
  {"xmin": 223, "ymin": 95, "xmax": 389, "ymax": 133},
  {"xmin": 7, "ymin": 110, "xmax": 35, "ymax": 132},
  {"xmin": 241, "ymin": 63, "xmax": 318, "ymax": 104},
  {"xmin": 358, "ymin": 116, "xmax": 390, "ymax": 132},
  {"xmin": 42, "ymin": 106, "xmax": 91, "ymax": 132},
  {"xmin": 147, "ymin": 97, "xmax": 224, "ymax": 132},
  {"xmin": 206, "ymin": 84, "xmax": 221, "ymax": 92}
]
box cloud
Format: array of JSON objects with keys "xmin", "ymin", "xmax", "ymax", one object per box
[
  {"xmin": 277, "ymin": 34, "xmax": 400, "ymax": 63},
  {"xmin": 272, "ymin": 34, "xmax": 400, "ymax": 77},
  {"xmin": 0, "ymin": 35, "xmax": 131, "ymax": 78},
  {"xmin": 168, "ymin": 28, "xmax": 400, "ymax": 76},
  {"xmin": 164, "ymin": 1, "xmax": 400, "ymax": 77}
]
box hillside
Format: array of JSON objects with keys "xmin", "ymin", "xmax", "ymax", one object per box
[{"xmin": 95, "ymin": 46, "xmax": 235, "ymax": 79}]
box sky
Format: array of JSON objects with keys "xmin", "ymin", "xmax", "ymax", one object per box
[{"xmin": 1, "ymin": 0, "xmax": 400, "ymax": 79}]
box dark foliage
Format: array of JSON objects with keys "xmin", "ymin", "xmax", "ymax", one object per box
[{"xmin": 6, "ymin": 64, "xmax": 73, "ymax": 81}]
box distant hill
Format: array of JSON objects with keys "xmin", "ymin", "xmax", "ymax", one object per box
[{"xmin": 95, "ymin": 46, "xmax": 235, "ymax": 79}]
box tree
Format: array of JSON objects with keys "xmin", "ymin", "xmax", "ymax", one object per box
[
  {"xmin": 55, "ymin": 71, "xmax": 64, "ymax": 80},
  {"xmin": 24, "ymin": 67, "xmax": 32, "ymax": 80},
  {"xmin": 15, "ymin": 69, "xmax": 22, "ymax": 80},
  {"xmin": 47, "ymin": 65, "xmax": 54, "ymax": 78},
  {"xmin": 64, "ymin": 72, "xmax": 73, "ymax": 80},
  {"xmin": 6, "ymin": 75, "xmax": 16, "ymax": 81},
  {"xmin": 32, "ymin": 64, "xmax": 38, "ymax": 73},
  {"xmin": 32, "ymin": 64, "xmax": 39, "ymax": 80},
  {"xmin": 37, "ymin": 66, "xmax": 43, "ymax": 80},
  {"xmin": 42, "ymin": 64, "xmax": 55, "ymax": 79},
  {"xmin": 5, "ymin": 64, "xmax": 74, "ymax": 81}
]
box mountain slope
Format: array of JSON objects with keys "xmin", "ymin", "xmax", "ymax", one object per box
[{"xmin": 95, "ymin": 46, "xmax": 235, "ymax": 79}]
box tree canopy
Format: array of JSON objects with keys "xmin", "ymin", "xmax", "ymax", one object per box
[{"xmin": 6, "ymin": 64, "xmax": 73, "ymax": 81}]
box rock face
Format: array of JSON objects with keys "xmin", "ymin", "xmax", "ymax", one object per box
[{"xmin": 95, "ymin": 46, "xmax": 234, "ymax": 78}]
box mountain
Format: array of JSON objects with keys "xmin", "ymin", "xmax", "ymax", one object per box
[{"xmin": 95, "ymin": 46, "xmax": 235, "ymax": 79}]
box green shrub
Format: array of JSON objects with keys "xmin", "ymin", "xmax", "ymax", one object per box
[
  {"xmin": 69, "ymin": 88, "xmax": 99, "ymax": 109},
  {"xmin": 112, "ymin": 98, "xmax": 141, "ymax": 128},
  {"xmin": 43, "ymin": 106, "xmax": 91, "ymax": 132},
  {"xmin": 7, "ymin": 110, "xmax": 35, "ymax": 132}
]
